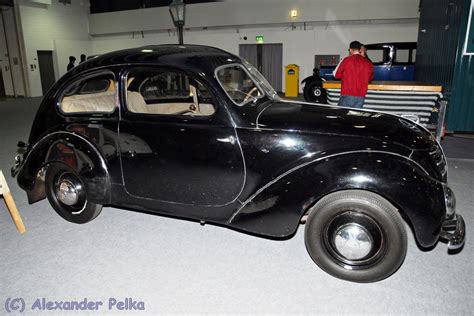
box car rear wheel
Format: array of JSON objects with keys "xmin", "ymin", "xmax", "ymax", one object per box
[
  {"xmin": 45, "ymin": 162, "xmax": 102, "ymax": 224},
  {"xmin": 304, "ymin": 190, "xmax": 407, "ymax": 283}
]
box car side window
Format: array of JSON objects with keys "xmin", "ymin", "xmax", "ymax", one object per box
[
  {"xmin": 125, "ymin": 69, "xmax": 216, "ymax": 117},
  {"xmin": 369, "ymin": 49, "xmax": 388, "ymax": 65},
  {"xmin": 59, "ymin": 72, "xmax": 116, "ymax": 114},
  {"xmin": 394, "ymin": 49, "xmax": 410, "ymax": 64}
]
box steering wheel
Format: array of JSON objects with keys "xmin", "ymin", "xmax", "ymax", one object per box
[
  {"xmin": 243, "ymin": 87, "xmax": 259, "ymax": 103},
  {"xmin": 174, "ymin": 104, "xmax": 197, "ymax": 116},
  {"xmin": 174, "ymin": 109, "xmax": 194, "ymax": 115}
]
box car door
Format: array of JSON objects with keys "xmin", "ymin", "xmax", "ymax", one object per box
[
  {"xmin": 367, "ymin": 47, "xmax": 391, "ymax": 80},
  {"xmin": 390, "ymin": 47, "xmax": 415, "ymax": 81},
  {"xmin": 118, "ymin": 67, "xmax": 245, "ymax": 207}
]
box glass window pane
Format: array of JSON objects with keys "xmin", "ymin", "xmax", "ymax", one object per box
[
  {"xmin": 216, "ymin": 65, "xmax": 262, "ymax": 106},
  {"xmin": 367, "ymin": 49, "xmax": 384, "ymax": 64},
  {"xmin": 395, "ymin": 49, "xmax": 410, "ymax": 63},
  {"xmin": 60, "ymin": 73, "xmax": 115, "ymax": 114},
  {"xmin": 126, "ymin": 69, "xmax": 216, "ymax": 117}
]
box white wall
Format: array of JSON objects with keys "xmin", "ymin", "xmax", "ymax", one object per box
[
  {"xmin": 91, "ymin": 21, "xmax": 419, "ymax": 92},
  {"xmin": 0, "ymin": 6, "xmax": 26, "ymax": 97},
  {"xmin": 17, "ymin": 0, "xmax": 90, "ymax": 97},
  {"xmin": 0, "ymin": 11, "xmax": 14, "ymax": 96},
  {"xmin": 14, "ymin": 0, "xmax": 420, "ymax": 96},
  {"xmin": 89, "ymin": 0, "xmax": 420, "ymax": 35},
  {"xmin": 89, "ymin": 0, "xmax": 419, "ymax": 92},
  {"xmin": 54, "ymin": 39, "xmax": 92, "ymax": 78}
]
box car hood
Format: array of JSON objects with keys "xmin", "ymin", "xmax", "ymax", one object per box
[{"xmin": 257, "ymin": 100, "xmax": 435, "ymax": 150}]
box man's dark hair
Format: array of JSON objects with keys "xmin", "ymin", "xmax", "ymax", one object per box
[
  {"xmin": 69, "ymin": 56, "xmax": 76, "ymax": 62},
  {"xmin": 349, "ymin": 41, "xmax": 362, "ymax": 50},
  {"xmin": 80, "ymin": 54, "xmax": 86, "ymax": 60}
]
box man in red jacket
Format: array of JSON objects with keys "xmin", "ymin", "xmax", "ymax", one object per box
[{"xmin": 334, "ymin": 41, "xmax": 374, "ymax": 108}]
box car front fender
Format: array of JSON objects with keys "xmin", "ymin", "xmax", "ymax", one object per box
[
  {"xmin": 16, "ymin": 132, "xmax": 111, "ymax": 204},
  {"xmin": 229, "ymin": 151, "xmax": 445, "ymax": 248}
]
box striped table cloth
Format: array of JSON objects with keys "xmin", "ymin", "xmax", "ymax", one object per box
[{"xmin": 326, "ymin": 89, "xmax": 443, "ymax": 129}]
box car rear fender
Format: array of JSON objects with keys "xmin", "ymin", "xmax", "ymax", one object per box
[
  {"xmin": 229, "ymin": 151, "xmax": 445, "ymax": 247},
  {"xmin": 17, "ymin": 132, "xmax": 110, "ymax": 204},
  {"xmin": 301, "ymin": 76, "xmax": 314, "ymax": 85}
]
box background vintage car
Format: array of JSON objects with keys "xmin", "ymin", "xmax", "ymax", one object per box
[
  {"xmin": 12, "ymin": 45, "xmax": 464, "ymax": 283},
  {"xmin": 302, "ymin": 42, "xmax": 417, "ymax": 104}
]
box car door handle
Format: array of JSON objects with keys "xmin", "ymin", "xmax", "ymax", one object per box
[{"xmin": 216, "ymin": 136, "xmax": 236, "ymax": 144}]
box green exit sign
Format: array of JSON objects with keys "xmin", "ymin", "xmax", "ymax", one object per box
[{"xmin": 256, "ymin": 35, "xmax": 264, "ymax": 43}]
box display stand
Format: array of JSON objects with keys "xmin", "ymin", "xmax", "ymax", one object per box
[{"xmin": 0, "ymin": 170, "xmax": 26, "ymax": 234}]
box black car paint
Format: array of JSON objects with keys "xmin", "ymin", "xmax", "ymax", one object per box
[{"xmin": 16, "ymin": 45, "xmax": 448, "ymax": 247}]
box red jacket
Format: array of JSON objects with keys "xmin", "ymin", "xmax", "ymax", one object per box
[{"xmin": 334, "ymin": 54, "xmax": 374, "ymax": 97}]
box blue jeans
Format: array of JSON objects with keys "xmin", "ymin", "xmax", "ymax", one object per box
[{"xmin": 338, "ymin": 95, "xmax": 365, "ymax": 108}]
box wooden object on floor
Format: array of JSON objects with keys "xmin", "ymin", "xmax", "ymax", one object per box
[{"xmin": 0, "ymin": 170, "xmax": 26, "ymax": 234}]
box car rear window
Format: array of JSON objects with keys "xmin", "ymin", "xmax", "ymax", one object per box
[{"xmin": 59, "ymin": 72, "xmax": 116, "ymax": 114}]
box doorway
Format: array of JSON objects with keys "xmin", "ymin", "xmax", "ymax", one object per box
[
  {"xmin": 239, "ymin": 43, "xmax": 283, "ymax": 92},
  {"xmin": 0, "ymin": 69, "xmax": 6, "ymax": 98},
  {"xmin": 37, "ymin": 50, "xmax": 56, "ymax": 95}
]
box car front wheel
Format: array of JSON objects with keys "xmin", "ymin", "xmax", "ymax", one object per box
[
  {"xmin": 45, "ymin": 162, "xmax": 102, "ymax": 224},
  {"xmin": 304, "ymin": 190, "xmax": 407, "ymax": 283}
]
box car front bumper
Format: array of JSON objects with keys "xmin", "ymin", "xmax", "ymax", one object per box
[
  {"xmin": 439, "ymin": 214, "xmax": 466, "ymax": 250},
  {"xmin": 11, "ymin": 142, "xmax": 29, "ymax": 178},
  {"xmin": 438, "ymin": 184, "xmax": 465, "ymax": 250},
  {"xmin": 11, "ymin": 152, "xmax": 26, "ymax": 178}
]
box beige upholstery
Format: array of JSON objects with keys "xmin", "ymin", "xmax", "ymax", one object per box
[
  {"xmin": 127, "ymin": 90, "xmax": 215, "ymax": 116},
  {"xmin": 61, "ymin": 91, "xmax": 115, "ymax": 113},
  {"xmin": 146, "ymin": 102, "xmax": 215, "ymax": 115},
  {"xmin": 127, "ymin": 91, "xmax": 149, "ymax": 113},
  {"xmin": 190, "ymin": 85, "xmax": 200, "ymax": 112},
  {"xmin": 61, "ymin": 87, "xmax": 216, "ymax": 116}
]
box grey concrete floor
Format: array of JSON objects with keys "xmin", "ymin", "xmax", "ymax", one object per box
[{"xmin": 0, "ymin": 97, "xmax": 473, "ymax": 314}]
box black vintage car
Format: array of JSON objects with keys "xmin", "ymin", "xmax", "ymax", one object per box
[{"xmin": 12, "ymin": 45, "xmax": 464, "ymax": 283}]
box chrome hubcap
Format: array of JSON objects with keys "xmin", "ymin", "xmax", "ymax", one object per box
[
  {"xmin": 314, "ymin": 89, "xmax": 321, "ymax": 96},
  {"xmin": 334, "ymin": 223, "xmax": 373, "ymax": 260},
  {"xmin": 56, "ymin": 179, "xmax": 80, "ymax": 206},
  {"xmin": 324, "ymin": 211, "xmax": 384, "ymax": 268}
]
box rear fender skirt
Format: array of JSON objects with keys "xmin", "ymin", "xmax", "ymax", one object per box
[
  {"xmin": 17, "ymin": 132, "xmax": 110, "ymax": 204},
  {"xmin": 229, "ymin": 152, "xmax": 445, "ymax": 247}
]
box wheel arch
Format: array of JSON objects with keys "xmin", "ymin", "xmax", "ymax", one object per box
[
  {"xmin": 228, "ymin": 151, "xmax": 446, "ymax": 247},
  {"xmin": 17, "ymin": 132, "xmax": 111, "ymax": 205}
]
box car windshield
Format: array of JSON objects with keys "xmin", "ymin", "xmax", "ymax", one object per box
[
  {"xmin": 242, "ymin": 60, "xmax": 279, "ymax": 99},
  {"xmin": 216, "ymin": 63, "xmax": 278, "ymax": 106}
]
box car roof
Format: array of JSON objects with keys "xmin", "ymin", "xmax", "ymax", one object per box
[{"xmin": 70, "ymin": 44, "xmax": 242, "ymax": 77}]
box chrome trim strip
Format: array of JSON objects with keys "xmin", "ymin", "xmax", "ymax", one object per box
[{"xmin": 256, "ymin": 102, "xmax": 274, "ymax": 128}]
